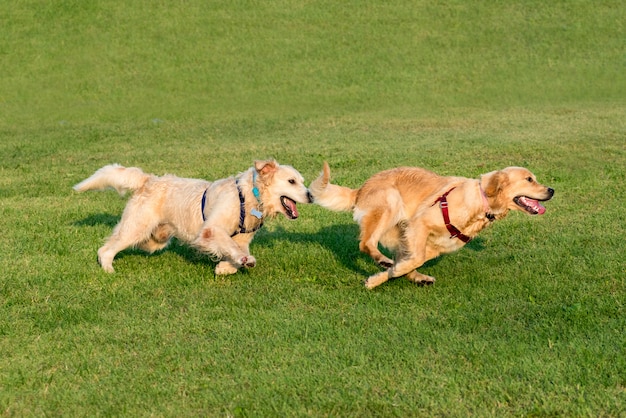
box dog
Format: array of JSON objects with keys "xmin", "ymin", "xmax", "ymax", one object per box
[
  {"xmin": 310, "ymin": 162, "xmax": 554, "ymax": 289},
  {"xmin": 74, "ymin": 160, "xmax": 312, "ymax": 275}
]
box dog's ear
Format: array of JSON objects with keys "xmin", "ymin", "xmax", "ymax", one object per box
[
  {"xmin": 483, "ymin": 170, "xmax": 508, "ymax": 198},
  {"xmin": 255, "ymin": 160, "xmax": 278, "ymax": 176}
]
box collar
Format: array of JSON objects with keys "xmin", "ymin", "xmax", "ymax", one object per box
[{"xmin": 432, "ymin": 187, "xmax": 472, "ymax": 243}]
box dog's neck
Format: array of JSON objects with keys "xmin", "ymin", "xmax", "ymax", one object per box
[
  {"xmin": 479, "ymin": 184, "xmax": 496, "ymax": 221},
  {"xmin": 252, "ymin": 170, "xmax": 261, "ymax": 203},
  {"xmin": 231, "ymin": 179, "xmax": 264, "ymax": 236},
  {"xmin": 249, "ymin": 170, "xmax": 263, "ymax": 219},
  {"xmin": 479, "ymin": 177, "xmax": 507, "ymax": 221}
]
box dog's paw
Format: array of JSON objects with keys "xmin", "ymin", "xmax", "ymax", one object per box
[
  {"xmin": 423, "ymin": 276, "xmax": 436, "ymax": 284},
  {"xmin": 215, "ymin": 261, "xmax": 238, "ymax": 275},
  {"xmin": 97, "ymin": 256, "xmax": 115, "ymax": 273},
  {"xmin": 406, "ymin": 271, "xmax": 436, "ymax": 286},
  {"xmin": 364, "ymin": 271, "xmax": 389, "ymax": 290},
  {"xmin": 376, "ymin": 257, "xmax": 394, "ymax": 268},
  {"xmin": 97, "ymin": 248, "xmax": 116, "ymax": 273},
  {"xmin": 240, "ymin": 255, "xmax": 256, "ymax": 268},
  {"xmin": 416, "ymin": 277, "xmax": 435, "ymax": 287},
  {"xmin": 363, "ymin": 278, "xmax": 378, "ymax": 290}
]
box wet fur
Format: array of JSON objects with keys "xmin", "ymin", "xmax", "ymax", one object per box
[
  {"xmin": 74, "ymin": 160, "xmax": 311, "ymax": 275},
  {"xmin": 310, "ymin": 162, "xmax": 554, "ymax": 289}
]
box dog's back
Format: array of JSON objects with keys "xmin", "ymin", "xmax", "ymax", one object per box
[
  {"xmin": 358, "ymin": 167, "xmax": 466, "ymax": 213},
  {"xmin": 310, "ymin": 163, "xmax": 451, "ymax": 214}
]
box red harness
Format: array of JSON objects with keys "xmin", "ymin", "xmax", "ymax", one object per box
[{"xmin": 432, "ymin": 187, "xmax": 472, "ymax": 243}]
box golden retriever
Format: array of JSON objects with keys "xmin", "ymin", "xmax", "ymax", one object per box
[
  {"xmin": 310, "ymin": 162, "xmax": 554, "ymax": 289},
  {"xmin": 74, "ymin": 160, "xmax": 312, "ymax": 275}
]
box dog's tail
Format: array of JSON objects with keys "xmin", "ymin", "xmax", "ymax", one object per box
[
  {"xmin": 309, "ymin": 162, "xmax": 358, "ymax": 212},
  {"xmin": 73, "ymin": 164, "xmax": 150, "ymax": 196}
]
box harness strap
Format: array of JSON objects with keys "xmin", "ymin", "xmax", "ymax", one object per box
[
  {"xmin": 201, "ymin": 188, "xmax": 208, "ymax": 222},
  {"xmin": 231, "ymin": 180, "xmax": 263, "ymax": 237},
  {"xmin": 200, "ymin": 180, "xmax": 264, "ymax": 237},
  {"xmin": 432, "ymin": 187, "xmax": 472, "ymax": 243}
]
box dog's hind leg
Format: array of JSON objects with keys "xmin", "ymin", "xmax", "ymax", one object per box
[
  {"xmin": 98, "ymin": 203, "xmax": 159, "ymax": 273},
  {"xmin": 364, "ymin": 225, "xmax": 432, "ymax": 289},
  {"xmin": 137, "ymin": 224, "xmax": 174, "ymax": 253},
  {"xmin": 357, "ymin": 207, "xmax": 397, "ymax": 268}
]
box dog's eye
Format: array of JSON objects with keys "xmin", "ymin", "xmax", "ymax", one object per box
[
  {"xmin": 526, "ymin": 177, "xmax": 533, "ymax": 183},
  {"xmin": 288, "ymin": 179, "xmax": 296, "ymax": 185}
]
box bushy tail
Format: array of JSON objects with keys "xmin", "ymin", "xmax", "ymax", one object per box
[
  {"xmin": 309, "ymin": 162, "xmax": 358, "ymax": 212},
  {"xmin": 73, "ymin": 164, "xmax": 149, "ymax": 196}
]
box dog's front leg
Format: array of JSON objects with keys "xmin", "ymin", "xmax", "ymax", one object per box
[
  {"xmin": 364, "ymin": 256, "xmax": 431, "ymax": 289},
  {"xmin": 231, "ymin": 232, "xmax": 256, "ymax": 265},
  {"xmin": 193, "ymin": 225, "xmax": 256, "ymax": 274},
  {"xmin": 215, "ymin": 233, "xmax": 257, "ymax": 275}
]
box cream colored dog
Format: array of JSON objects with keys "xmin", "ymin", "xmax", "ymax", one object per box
[
  {"xmin": 74, "ymin": 160, "xmax": 312, "ymax": 274},
  {"xmin": 310, "ymin": 162, "xmax": 554, "ymax": 289}
]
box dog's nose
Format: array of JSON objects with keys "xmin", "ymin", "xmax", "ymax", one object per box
[
  {"xmin": 307, "ymin": 190, "xmax": 314, "ymax": 203},
  {"xmin": 547, "ymin": 188, "xmax": 555, "ymax": 198}
]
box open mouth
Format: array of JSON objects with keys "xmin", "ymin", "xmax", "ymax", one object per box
[
  {"xmin": 280, "ymin": 196, "xmax": 299, "ymax": 219},
  {"xmin": 514, "ymin": 196, "xmax": 547, "ymax": 215}
]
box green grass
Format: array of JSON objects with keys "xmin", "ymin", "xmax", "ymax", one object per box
[{"xmin": 1, "ymin": 0, "xmax": 625, "ymax": 416}]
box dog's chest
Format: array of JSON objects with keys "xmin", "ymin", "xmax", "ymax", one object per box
[
  {"xmin": 427, "ymin": 215, "xmax": 490, "ymax": 255},
  {"xmin": 428, "ymin": 234, "xmax": 467, "ymax": 254}
]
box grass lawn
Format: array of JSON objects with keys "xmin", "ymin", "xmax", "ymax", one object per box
[{"xmin": 1, "ymin": 1, "xmax": 625, "ymax": 416}]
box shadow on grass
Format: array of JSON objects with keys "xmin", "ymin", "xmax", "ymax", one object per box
[
  {"xmin": 72, "ymin": 213, "xmax": 217, "ymax": 270},
  {"xmin": 73, "ymin": 213, "xmax": 120, "ymax": 228},
  {"xmin": 255, "ymin": 224, "xmax": 487, "ymax": 277},
  {"xmin": 257, "ymin": 223, "xmax": 373, "ymax": 276},
  {"xmin": 73, "ymin": 214, "xmax": 486, "ymax": 276}
]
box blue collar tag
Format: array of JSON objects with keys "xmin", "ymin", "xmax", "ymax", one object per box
[
  {"xmin": 252, "ymin": 170, "xmax": 261, "ymax": 201},
  {"xmin": 250, "ymin": 208, "xmax": 263, "ymax": 219}
]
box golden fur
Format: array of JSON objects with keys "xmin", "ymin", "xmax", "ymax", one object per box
[
  {"xmin": 74, "ymin": 160, "xmax": 312, "ymax": 275},
  {"xmin": 310, "ymin": 162, "xmax": 554, "ymax": 289}
]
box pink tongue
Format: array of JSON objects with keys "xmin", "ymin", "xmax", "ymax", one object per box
[
  {"xmin": 285, "ymin": 198, "xmax": 298, "ymax": 218},
  {"xmin": 522, "ymin": 197, "xmax": 546, "ymax": 215}
]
